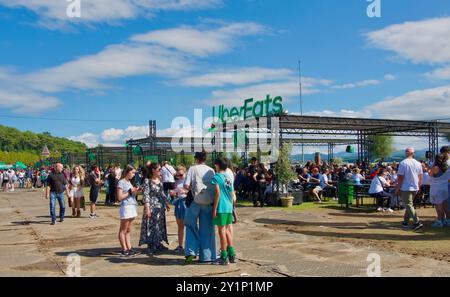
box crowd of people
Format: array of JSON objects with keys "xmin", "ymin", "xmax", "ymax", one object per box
[
  {"xmin": 42, "ymin": 152, "xmax": 237, "ymax": 265},
  {"xmin": 2, "ymin": 144, "xmax": 449, "ymax": 264},
  {"xmin": 0, "ymin": 168, "xmax": 53, "ymax": 192}
]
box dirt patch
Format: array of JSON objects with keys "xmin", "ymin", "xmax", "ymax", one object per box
[
  {"xmin": 80, "ymin": 225, "xmax": 115, "ymax": 233},
  {"xmin": 41, "ymin": 235, "xmax": 104, "ymax": 248},
  {"xmin": 14, "ymin": 260, "xmax": 63, "ymax": 273},
  {"xmin": 258, "ymin": 207, "xmax": 450, "ymax": 263}
]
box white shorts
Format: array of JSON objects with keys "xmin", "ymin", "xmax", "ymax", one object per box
[
  {"xmin": 69, "ymin": 188, "xmax": 85, "ymax": 199},
  {"xmin": 119, "ymin": 205, "xmax": 137, "ymax": 220}
]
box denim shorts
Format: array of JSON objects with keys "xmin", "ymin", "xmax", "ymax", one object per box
[
  {"xmin": 173, "ymin": 198, "xmax": 187, "ymax": 220},
  {"xmin": 448, "ymin": 184, "xmax": 450, "ymax": 210}
]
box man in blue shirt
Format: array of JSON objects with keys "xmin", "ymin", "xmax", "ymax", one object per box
[{"xmin": 310, "ymin": 167, "xmax": 324, "ymax": 203}]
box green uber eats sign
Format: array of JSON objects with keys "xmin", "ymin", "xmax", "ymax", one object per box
[{"xmin": 213, "ymin": 95, "xmax": 283, "ymax": 124}]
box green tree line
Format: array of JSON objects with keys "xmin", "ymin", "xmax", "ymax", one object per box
[
  {"xmin": 0, "ymin": 125, "xmax": 87, "ymax": 164},
  {"xmin": 0, "ymin": 151, "xmax": 40, "ymax": 165}
]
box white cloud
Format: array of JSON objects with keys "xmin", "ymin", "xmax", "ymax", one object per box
[
  {"xmin": 0, "ymin": 43, "xmax": 191, "ymax": 113},
  {"xmin": 384, "ymin": 74, "xmax": 396, "ymax": 81},
  {"xmin": 68, "ymin": 132, "xmax": 99, "ymax": 148},
  {"xmin": 0, "ymin": 0, "xmax": 223, "ymax": 28},
  {"xmin": 426, "ymin": 65, "xmax": 450, "ymax": 81},
  {"xmin": 130, "ymin": 22, "xmax": 267, "ymax": 56},
  {"xmin": 100, "ymin": 126, "xmax": 149, "ymax": 142},
  {"xmin": 366, "ymin": 17, "xmax": 450, "ymax": 64},
  {"xmin": 181, "ymin": 67, "xmax": 293, "ymax": 87},
  {"xmin": 71, "ymin": 125, "xmax": 196, "ymax": 147},
  {"xmin": 301, "ymin": 84, "xmax": 450, "ymax": 122},
  {"xmin": 304, "ymin": 109, "xmax": 372, "ymax": 118},
  {"xmin": 0, "ymin": 89, "xmax": 60, "ymax": 114},
  {"xmin": 331, "ymin": 79, "xmax": 380, "ymax": 90},
  {"xmin": 367, "ymin": 85, "xmax": 450, "ymax": 120},
  {"xmin": 124, "ymin": 126, "xmax": 149, "ymax": 139},
  {"xmin": 101, "ymin": 128, "xmax": 125, "ymax": 142},
  {"xmin": 24, "ymin": 44, "xmax": 190, "ymax": 93},
  {"xmin": 206, "ymin": 77, "xmax": 332, "ymax": 106},
  {"xmin": 0, "ymin": 20, "xmax": 269, "ymax": 114}
]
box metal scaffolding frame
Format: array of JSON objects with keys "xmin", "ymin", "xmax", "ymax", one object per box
[
  {"xmin": 120, "ymin": 115, "xmax": 450, "ymax": 165},
  {"xmin": 62, "ymin": 116, "xmax": 450, "ymax": 167}
]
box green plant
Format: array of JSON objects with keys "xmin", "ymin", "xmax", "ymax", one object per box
[
  {"xmin": 368, "ymin": 134, "xmax": 394, "ymax": 160},
  {"xmin": 275, "ymin": 143, "xmax": 296, "ymax": 197},
  {"xmin": 230, "ymin": 152, "xmax": 242, "ymax": 168},
  {"xmin": 332, "ymin": 157, "xmax": 344, "ymax": 165}
]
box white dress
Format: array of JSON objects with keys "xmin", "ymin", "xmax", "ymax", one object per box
[
  {"xmin": 70, "ymin": 176, "xmax": 85, "ymax": 199},
  {"xmin": 430, "ymin": 170, "xmax": 450, "ymax": 205}
]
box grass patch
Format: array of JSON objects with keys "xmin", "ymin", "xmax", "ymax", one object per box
[
  {"xmin": 236, "ymin": 200, "xmax": 344, "ymax": 211},
  {"xmin": 236, "ymin": 197, "xmax": 381, "ymax": 212}
]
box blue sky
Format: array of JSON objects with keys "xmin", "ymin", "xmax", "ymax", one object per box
[{"xmin": 0, "ymin": 0, "xmax": 449, "ymax": 150}]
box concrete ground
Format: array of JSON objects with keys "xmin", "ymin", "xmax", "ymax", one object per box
[{"xmin": 1, "ymin": 189, "xmax": 449, "ymax": 277}]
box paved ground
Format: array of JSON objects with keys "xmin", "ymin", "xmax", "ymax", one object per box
[{"xmin": 1, "ymin": 189, "xmax": 449, "ymax": 277}]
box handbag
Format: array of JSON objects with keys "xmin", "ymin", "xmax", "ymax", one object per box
[{"xmin": 186, "ymin": 190, "xmax": 194, "ymax": 208}]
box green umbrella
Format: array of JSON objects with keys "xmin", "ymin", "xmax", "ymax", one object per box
[
  {"xmin": 346, "ymin": 145, "xmax": 356, "ymax": 154},
  {"xmin": 14, "ymin": 162, "xmax": 27, "ymax": 169},
  {"xmin": 88, "ymin": 153, "xmax": 96, "ymax": 162},
  {"xmin": 133, "ymin": 145, "xmax": 143, "ymax": 156},
  {"xmin": 0, "ymin": 164, "xmax": 12, "ymax": 170}
]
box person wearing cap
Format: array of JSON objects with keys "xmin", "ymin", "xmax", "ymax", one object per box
[{"xmin": 395, "ymin": 147, "xmax": 424, "ymax": 231}]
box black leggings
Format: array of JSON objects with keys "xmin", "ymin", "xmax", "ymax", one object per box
[
  {"xmin": 370, "ymin": 192, "xmax": 391, "ymax": 208},
  {"xmin": 253, "ymin": 182, "xmax": 265, "ymax": 206}
]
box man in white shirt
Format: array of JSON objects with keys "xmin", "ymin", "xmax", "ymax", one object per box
[
  {"xmin": 7, "ymin": 169, "xmax": 16, "ymax": 192},
  {"xmin": 396, "ymin": 147, "xmax": 424, "ymax": 231},
  {"xmin": 18, "ymin": 170, "xmax": 25, "ymax": 189},
  {"xmin": 161, "ymin": 161, "xmax": 176, "ymax": 196}
]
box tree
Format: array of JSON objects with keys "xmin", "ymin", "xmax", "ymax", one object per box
[
  {"xmin": 368, "ymin": 134, "xmax": 395, "ymax": 160},
  {"xmin": 332, "ymin": 157, "xmax": 344, "ymax": 165},
  {"xmin": 0, "ymin": 125, "xmax": 86, "ymax": 154},
  {"xmin": 230, "ymin": 153, "xmax": 242, "ymax": 168},
  {"xmin": 274, "ymin": 143, "xmax": 296, "ymax": 197}
]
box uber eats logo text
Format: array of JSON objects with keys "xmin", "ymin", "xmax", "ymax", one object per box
[{"xmin": 213, "ymin": 95, "xmax": 283, "ymax": 124}]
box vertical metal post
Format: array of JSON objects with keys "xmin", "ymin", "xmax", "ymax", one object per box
[
  {"xmin": 256, "ymin": 117, "xmax": 261, "ymax": 162},
  {"xmin": 223, "ymin": 120, "xmax": 227, "ymax": 156}
]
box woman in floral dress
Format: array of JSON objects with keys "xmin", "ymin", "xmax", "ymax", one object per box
[{"xmin": 139, "ymin": 163, "xmax": 171, "ymax": 254}]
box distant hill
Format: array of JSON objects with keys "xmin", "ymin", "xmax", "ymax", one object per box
[
  {"xmin": 0, "ymin": 125, "xmax": 86, "ymax": 154},
  {"xmin": 292, "ymin": 149, "xmax": 431, "ymax": 164}
]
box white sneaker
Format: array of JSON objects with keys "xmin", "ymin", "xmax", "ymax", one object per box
[
  {"xmin": 432, "ymin": 220, "xmax": 444, "ymax": 228},
  {"xmin": 377, "ymin": 207, "xmax": 383, "ymax": 212},
  {"xmin": 386, "ymin": 208, "xmax": 394, "ymax": 213}
]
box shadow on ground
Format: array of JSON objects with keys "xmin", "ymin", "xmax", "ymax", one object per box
[
  {"xmin": 254, "ymin": 218, "xmax": 450, "ymax": 241},
  {"xmin": 55, "ymin": 248, "xmax": 187, "ymax": 266}
]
